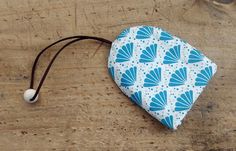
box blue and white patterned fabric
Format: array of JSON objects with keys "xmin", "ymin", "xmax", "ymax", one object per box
[{"xmin": 108, "ymin": 26, "xmax": 217, "ymax": 129}]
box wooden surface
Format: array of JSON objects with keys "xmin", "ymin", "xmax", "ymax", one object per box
[{"xmin": 0, "ymin": 0, "xmax": 236, "ymax": 150}]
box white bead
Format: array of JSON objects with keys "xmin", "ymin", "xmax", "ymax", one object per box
[{"xmin": 23, "ymin": 89, "xmax": 38, "ymax": 103}]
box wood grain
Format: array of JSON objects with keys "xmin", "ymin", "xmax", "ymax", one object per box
[{"xmin": 0, "ymin": 0, "xmax": 235, "ymax": 150}]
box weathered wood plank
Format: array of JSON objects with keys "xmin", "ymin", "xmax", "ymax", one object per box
[{"xmin": 0, "ymin": 0, "xmax": 235, "ymax": 150}]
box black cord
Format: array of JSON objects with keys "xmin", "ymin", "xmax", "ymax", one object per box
[{"xmin": 29, "ymin": 36, "xmax": 112, "ymax": 101}]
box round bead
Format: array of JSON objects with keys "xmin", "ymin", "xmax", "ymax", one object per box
[{"xmin": 23, "ymin": 89, "xmax": 38, "ymax": 103}]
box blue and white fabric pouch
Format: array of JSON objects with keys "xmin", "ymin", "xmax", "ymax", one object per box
[{"xmin": 108, "ymin": 26, "xmax": 217, "ymax": 129}]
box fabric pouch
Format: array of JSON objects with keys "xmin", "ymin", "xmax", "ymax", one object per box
[{"xmin": 108, "ymin": 25, "xmax": 217, "ymax": 129}]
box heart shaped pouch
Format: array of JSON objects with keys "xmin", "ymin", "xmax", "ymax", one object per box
[{"xmin": 108, "ymin": 25, "xmax": 217, "ymax": 129}]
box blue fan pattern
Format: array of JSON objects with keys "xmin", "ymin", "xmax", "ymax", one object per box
[
  {"xmin": 121, "ymin": 67, "xmax": 137, "ymax": 87},
  {"xmin": 195, "ymin": 66, "xmax": 213, "ymax": 86},
  {"xmin": 116, "ymin": 43, "xmax": 133, "ymax": 62},
  {"xmin": 139, "ymin": 44, "xmax": 157, "ymax": 63},
  {"xmin": 160, "ymin": 31, "xmax": 173, "ymax": 41},
  {"xmin": 188, "ymin": 49, "xmax": 204, "ymax": 63},
  {"xmin": 130, "ymin": 91, "xmax": 142, "ymax": 107},
  {"xmin": 149, "ymin": 90, "xmax": 167, "ymax": 111},
  {"xmin": 169, "ymin": 67, "xmax": 187, "ymax": 86},
  {"xmin": 144, "ymin": 68, "xmax": 161, "ymax": 87},
  {"xmin": 163, "ymin": 45, "xmax": 181, "ymax": 64},
  {"xmin": 175, "ymin": 90, "xmax": 193, "ymax": 111},
  {"xmin": 108, "ymin": 26, "xmax": 217, "ymax": 129},
  {"xmin": 117, "ymin": 28, "xmax": 130, "ymax": 39},
  {"xmin": 161, "ymin": 115, "xmax": 174, "ymax": 129},
  {"xmin": 108, "ymin": 67, "xmax": 115, "ymax": 80},
  {"xmin": 136, "ymin": 26, "xmax": 153, "ymax": 39}
]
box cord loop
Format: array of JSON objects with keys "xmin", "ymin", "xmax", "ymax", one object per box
[{"xmin": 27, "ymin": 36, "xmax": 112, "ymax": 102}]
